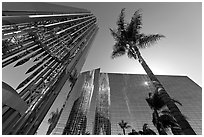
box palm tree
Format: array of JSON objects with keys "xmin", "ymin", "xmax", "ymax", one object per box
[
  {"xmin": 142, "ymin": 123, "xmax": 157, "ymax": 135},
  {"xmin": 110, "ymin": 8, "xmax": 195, "ymax": 135},
  {"xmin": 46, "ymin": 109, "xmax": 60, "ymax": 135},
  {"xmin": 118, "ymin": 120, "xmax": 131, "ymax": 135},
  {"xmin": 69, "ymin": 69, "xmax": 78, "ymax": 88}
]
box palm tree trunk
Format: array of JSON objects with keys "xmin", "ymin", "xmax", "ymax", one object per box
[
  {"xmin": 122, "ymin": 128, "xmax": 126, "ymax": 135},
  {"xmin": 130, "ymin": 46, "xmax": 196, "ymax": 135}
]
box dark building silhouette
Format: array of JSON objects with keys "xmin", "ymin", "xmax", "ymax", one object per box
[
  {"xmin": 53, "ymin": 69, "xmax": 202, "ymax": 135},
  {"xmin": 2, "ymin": 2, "xmax": 98, "ymax": 135}
]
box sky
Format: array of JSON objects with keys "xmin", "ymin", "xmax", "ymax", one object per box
[
  {"xmin": 53, "ymin": 2, "xmax": 202, "ymax": 87},
  {"xmin": 2, "ymin": 1, "xmax": 202, "ymax": 135}
]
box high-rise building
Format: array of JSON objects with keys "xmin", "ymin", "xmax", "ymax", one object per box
[
  {"xmin": 55, "ymin": 69, "xmax": 201, "ymax": 135},
  {"xmin": 51, "ymin": 69, "xmax": 100, "ymax": 135},
  {"xmin": 2, "ymin": 2, "xmax": 98, "ymax": 135},
  {"xmin": 93, "ymin": 73, "xmax": 111, "ymax": 135},
  {"xmin": 63, "ymin": 70, "xmax": 95, "ymax": 135}
]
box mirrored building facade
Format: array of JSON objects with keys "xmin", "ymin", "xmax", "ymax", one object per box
[
  {"xmin": 52, "ymin": 69, "xmax": 201, "ymax": 135},
  {"xmin": 2, "ymin": 2, "xmax": 98, "ymax": 135},
  {"xmin": 93, "ymin": 73, "xmax": 111, "ymax": 135},
  {"xmin": 62, "ymin": 70, "xmax": 95, "ymax": 135}
]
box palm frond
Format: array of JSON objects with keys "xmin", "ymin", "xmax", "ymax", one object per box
[
  {"xmin": 171, "ymin": 98, "xmax": 182, "ymax": 106},
  {"xmin": 111, "ymin": 46, "xmax": 126, "ymax": 59},
  {"xmin": 118, "ymin": 120, "xmax": 124, "ymax": 127},
  {"xmin": 111, "ymin": 42, "xmax": 126, "ymax": 59},
  {"xmin": 118, "ymin": 120, "xmax": 126, "ymax": 126},
  {"xmin": 132, "ymin": 9, "xmax": 143, "ymax": 37},
  {"xmin": 127, "ymin": 9, "xmax": 143, "ymax": 40},
  {"xmin": 118, "ymin": 120, "xmax": 131, "ymax": 129},
  {"xmin": 159, "ymin": 109, "xmax": 181, "ymax": 129},
  {"xmin": 138, "ymin": 34, "xmax": 165, "ymax": 48},
  {"xmin": 109, "ymin": 28, "xmax": 121, "ymax": 42},
  {"xmin": 117, "ymin": 8, "xmax": 126, "ymax": 31},
  {"xmin": 159, "ymin": 114, "xmax": 175, "ymax": 128},
  {"xmin": 118, "ymin": 122, "xmax": 122, "ymax": 127}
]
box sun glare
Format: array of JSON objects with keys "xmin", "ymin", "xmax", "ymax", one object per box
[{"xmin": 144, "ymin": 81, "xmax": 149, "ymax": 86}]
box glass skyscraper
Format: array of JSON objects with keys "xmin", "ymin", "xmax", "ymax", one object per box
[
  {"xmin": 62, "ymin": 70, "xmax": 95, "ymax": 135},
  {"xmin": 2, "ymin": 2, "xmax": 98, "ymax": 135},
  {"xmin": 53, "ymin": 69, "xmax": 201, "ymax": 135},
  {"xmin": 93, "ymin": 73, "xmax": 111, "ymax": 135}
]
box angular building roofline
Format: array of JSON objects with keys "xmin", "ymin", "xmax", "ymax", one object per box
[
  {"xmin": 105, "ymin": 72, "xmax": 201, "ymax": 87},
  {"xmin": 101, "ymin": 72, "xmax": 188, "ymax": 78},
  {"xmin": 82, "ymin": 69, "xmax": 201, "ymax": 88},
  {"xmin": 2, "ymin": 2, "xmax": 90, "ymax": 16}
]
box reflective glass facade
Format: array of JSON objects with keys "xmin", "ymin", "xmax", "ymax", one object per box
[
  {"xmin": 2, "ymin": 2, "xmax": 98, "ymax": 135},
  {"xmin": 108, "ymin": 73, "xmax": 202, "ymax": 135},
  {"xmin": 56, "ymin": 69, "xmax": 201, "ymax": 135},
  {"xmin": 93, "ymin": 73, "xmax": 111, "ymax": 135},
  {"xmin": 62, "ymin": 70, "xmax": 95, "ymax": 135}
]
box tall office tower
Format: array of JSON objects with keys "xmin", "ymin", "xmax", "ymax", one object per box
[
  {"xmin": 93, "ymin": 73, "xmax": 111, "ymax": 135},
  {"xmin": 108, "ymin": 73, "xmax": 201, "ymax": 135},
  {"xmin": 62, "ymin": 97, "xmax": 88, "ymax": 135},
  {"xmin": 2, "ymin": 2, "xmax": 98, "ymax": 135},
  {"xmin": 62, "ymin": 70, "xmax": 95, "ymax": 135},
  {"xmin": 56, "ymin": 69, "xmax": 201, "ymax": 135},
  {"xmin": 51, "ymin": 68, "xmax": 100, "ymax": 135}
]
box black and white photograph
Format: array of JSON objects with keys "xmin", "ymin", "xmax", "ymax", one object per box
[{"xmin": 2, "ymin": 1, "xmax": 202, "ymax": 135}]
